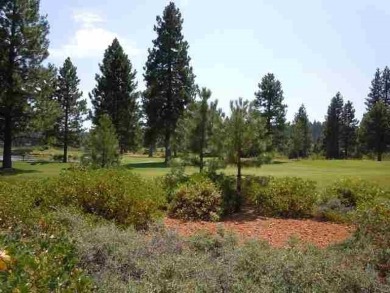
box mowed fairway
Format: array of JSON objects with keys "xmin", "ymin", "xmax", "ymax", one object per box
[{"xmin": 1, "ymin": 157, "xmax": 390, "ymax": 190}]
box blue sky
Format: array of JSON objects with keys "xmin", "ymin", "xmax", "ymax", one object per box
[{"xmin": 41, "ymin": 0, "xmax": 390, "ymax": 124}]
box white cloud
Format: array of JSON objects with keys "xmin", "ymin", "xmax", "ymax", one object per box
[
  {"xmin": 73, "ymin": 11, "xmax": 104, "ymax": 27},
  {"xmin": 50, "ymin": 11, "xmax": 140, "ymax": 60}
]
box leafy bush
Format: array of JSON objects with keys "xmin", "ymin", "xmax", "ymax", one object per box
[
  {"xmin": 39, "ymin": 169, "xmax": 166, "ymax": 229},
  {"xmin": 0, "ymin": 181, "xmax": 42, "ymax": 230},
  {"xmin": 317, "ymin": 178, "xmax": 390, "ymax": 222},
  {"xmin": 244, "ymin": 176, "xmax": 318, "ymax": 218},
  {"xmin": 168, "ymin": 175, "xmax": 222, "ymax": 221}
]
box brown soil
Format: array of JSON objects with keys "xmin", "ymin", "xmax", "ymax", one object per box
[{"xmin": 164, "ymin": 209, "xmax": 354, "ymax": 248}]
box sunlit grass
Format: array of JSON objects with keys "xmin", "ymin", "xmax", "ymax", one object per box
[{"xmin": 1, "ymin": 156, "xmax": 390, "ymax": 190}]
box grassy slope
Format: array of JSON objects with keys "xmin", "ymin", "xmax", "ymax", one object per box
[{"xmin": 1, "ymin": 157, "xmax": 390, "ymax": 190}]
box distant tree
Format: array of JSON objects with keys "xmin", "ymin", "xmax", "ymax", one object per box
[
  {"xmin": 0, "ymin": 0, "xmax": 49, "ymax": 169},
  {"xmin": 360, "ymin": 101, "xmax": 390, "ymax": 161},
  {"xmin": 310, "ymin": 120, "xmax": 323, "ymax": 142},
  {"xmin": 323, "ymin": 92, "xmax": 344, "ymax": 159},
  {"xmin": 340, "ymin": 100, "xmax": 358, "ymax": 158},
  {"xmin": 366, "ymin": 68, "xmax": 383, "ymax": 110},
  {"xmin": 310, "ymin": 120, "xmax": 323, "ymax": 154},
  {"xmin": 143, "ymin": 2, "xmax": 195, "ymax": 164},
  {"xmin": 142, "ymin": 90, "xmax": 159, "ymax": 158},
  {"xmin": 206, "ymin": 99, "xmax": 226, "ymax": 158},
  {"xmin": 226, "ymin": 98, "xmax": 265, "ymax": 210},
  {"xmin": 289, "ymin": 104, "xmax": 311, "ymax": 158},
  {"xmin": 87, "ymin": 114, "xmax": 120, "ymax": 168},
  {"xmin": 254, "ymin": 73, "xmax": 287, "ymax": 152},
  {"xmin": 183, "ymin": 87, "xmax": 213, "ymax": 172},
  {"xmin": 55, "ymin": 58, "xmax": 87, "ymax": 163},
  {"xmin": 90, "ymin": 38, "xmax": 140, "ymax": 153}
]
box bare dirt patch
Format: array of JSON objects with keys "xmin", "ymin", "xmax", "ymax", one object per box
[{"xmin": 164, "ymin": 209, "xmax": 354, "ymax": 248}]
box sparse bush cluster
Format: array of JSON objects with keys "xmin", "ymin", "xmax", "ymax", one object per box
[{"xmin": 54, "ymin": 211, "xmax": 389, "ymax": 292}]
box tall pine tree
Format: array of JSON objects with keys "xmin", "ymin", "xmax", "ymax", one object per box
[
  {"xmin": 90, "ymin": 38, "xmax": 140, "ymax": 153},
  {"xmin": 55, "ymin": 58, "xmax": 87, "ymax": 163},
  {"xmin": 0, "ymin": 0, "xmax": 49, "ymax": 169},
  {"xmin": 254, "ymin": 73, "xmax": 286, "ymax": 152},
  {"xmin": 340, "ymin": 100, "xmax": 358, "ymax": 158},
  {"xmin": 143, "ymin": 2, "xmax": 195, "ymax": 164},
  {"xmin": 323, "ymin": 92, "xmax": 344, "ymax": 159}
]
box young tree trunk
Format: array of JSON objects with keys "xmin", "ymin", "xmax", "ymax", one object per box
[
  {"xmin": 2, "ymin": 114, "xmax": 13, "ymax": 169},
  {"xmin": 236, "ymin": 148, "xmax": 242, "ymax": 212},
  {"xmin": 199, "ymin": 149, "xmax": 204, "ymax": 173},
  {"xmin": 164, "ymin": 129, "xmax": 171, "ymax": 164},
  {"xmin": 63, "ymin": 106, "xmax": 69, "ymax": 163},
  {"xmin": 148, "ymin": 144, "xmax": 154, "ymax": 158}
]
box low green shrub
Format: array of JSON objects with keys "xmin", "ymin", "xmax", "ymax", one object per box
[
  {"xmin": 163, "ymin": 163, "xmax": 188, "ymax": 202},
  {"xmin": 168, "ymin": 175, "xmax": 222, "ymax": 221},
  {"xmin": 39, "ymin": 169, "xmax": 166, "ymax": 229},
  {"xmin": 244, "ymin": 176, "xmax": 317, "ymax": 218},
  {"xmin": 0, "ymin": 181, "xmax": 42, "ymax": 230},
  {"xmin": 317, "ymin": 178, "xmax": 390, "ymax": 222},
  {"xmin": 208, "ymin": 173, "xmax": 239, "ymax": 214}
]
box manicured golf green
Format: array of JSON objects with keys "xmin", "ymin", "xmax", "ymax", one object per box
[{"xmin": 1, "ymin": 156, "xmax": 389, "ymax": 190}]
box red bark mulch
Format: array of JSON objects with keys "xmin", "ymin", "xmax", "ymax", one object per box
[{"xmin": 164, "ymin": 210, "xmax": 354, "ymax": 248}]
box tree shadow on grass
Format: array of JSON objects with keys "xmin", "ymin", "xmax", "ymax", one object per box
[
  {"xmin": 124, "ymin": 161, "xmax": 168, "ymax": 170},
  {"xmin": 0, "ymin": 168, "xmax": 41, "ymax": 176},
  {"xmin": 271, "ymin": 160, "xmax": 289, "ymax": 165},
  {"xmin": 29, "ymin": 161, "xmax": 58, "ymax": 166}
]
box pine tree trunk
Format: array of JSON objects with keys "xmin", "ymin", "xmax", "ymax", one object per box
[
  {"xmin": 2, "ymin": 114, "xmax": 13, "ymax": 169},
  {"xmin": 377, "ymin": 151, "xmax": 382, "ymax": 162},
  {"xmin": 164, "ymin": 130, "xmax": 171, "ymax": 164}
]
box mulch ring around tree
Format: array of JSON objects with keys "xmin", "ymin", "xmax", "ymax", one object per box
[{"xmin": 164, "ymin": 209, "xmax": 354, "ymax": 248}]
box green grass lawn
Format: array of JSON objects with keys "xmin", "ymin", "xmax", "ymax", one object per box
[{"xmin": 1, "ymin": 157, "xmax": 390, "ymax": 190}]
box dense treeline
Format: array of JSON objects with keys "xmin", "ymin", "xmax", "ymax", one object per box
[{"xmin": 1, "ymin": 0, "xmax": 390, "ymax": 169}]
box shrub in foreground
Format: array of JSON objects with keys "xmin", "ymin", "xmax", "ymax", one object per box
[
  {"xmin": 38, "ymin": 168, "xmax": 166, "ymax": 229},
  {"xmin": 0, "ymin": 181, "xmax": 41, "ymax": 230},
  {"xmin": 59, "ymin": 211, "xmax": 388, "ymax": 292},
  {"xmin": 0, "ymin": 229, "xmax": 93, "ymax": 292},
  {"xmin": 317, "ymin": 178, "xmax": 390, "ymax": 222},
  {"xmin": 168, "ymin": 175, "xmax": 222, "ymax": 221},
  {"xmin": 353, "ymin": 199, "xmax": 390, "ymax": 279},
  {"xmin": 244, "ymin": 176, "xmax": 317, "ymax": 218}
]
